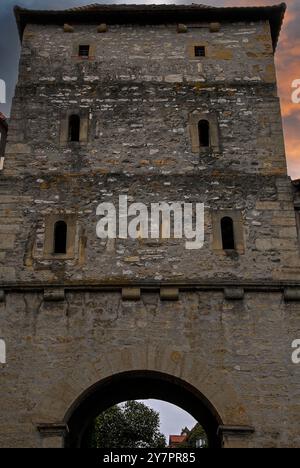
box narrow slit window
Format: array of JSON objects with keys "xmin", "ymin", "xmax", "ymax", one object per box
[
  {"xmin": 221, "ymin": 217, "xmax": 235, "ymax": 250},
  {"xmin": 54, "ymin": 220, "xmax": 67, "ymax": 254},
  {"xmin": 198, "ymin": 120, "xmax": 210, "ymax": 148},
  {"xmin": 69, "ymin": 114, "xmax": 80, "ymax": 142},
  {"xmin": 194, "ymin": 46, "xmax": 206, "ymax": 57},
  {"xmin": 79, "ymin": 45, "xmax": 90, "ymax": 58}
]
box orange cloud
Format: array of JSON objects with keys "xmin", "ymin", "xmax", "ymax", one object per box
[{"xmin": 219, "ymin": 0, "xmax": 300, "ymax": 179}]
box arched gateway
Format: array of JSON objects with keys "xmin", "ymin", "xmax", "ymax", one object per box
[
  {"xmin": 34, "ymin": 344, "xmax": 255, "ymax": 449},
  {"xmin": 64, "ymin": 371, "xmax": 223, "ymax": 448}
]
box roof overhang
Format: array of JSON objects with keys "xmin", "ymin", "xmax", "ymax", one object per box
[{"xmin": 14, "ymin": 3, "xmax": 286, "ymax": 52}]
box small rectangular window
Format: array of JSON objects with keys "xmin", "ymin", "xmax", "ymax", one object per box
[
  {"xmin": 78, "ymin": 45, "xmax": 90, "ymax": 58},
  {"xmin": 194, "ymin": 46, "xmax": 206, "ymax": 57}
]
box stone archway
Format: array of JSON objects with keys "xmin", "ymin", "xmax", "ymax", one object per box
[
  {"xmin": 64, "ymin": 370, "xmax": 223, "ymax": 448},
  {"xmin": 35, "ymin": 346, "xmax": 254, "ymax": 448}
]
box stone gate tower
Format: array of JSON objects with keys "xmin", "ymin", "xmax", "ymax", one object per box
[{"xmin": 0, "ymin": 3, "xmax": 299, "ymax": 448}]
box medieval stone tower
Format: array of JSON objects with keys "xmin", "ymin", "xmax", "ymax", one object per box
[{"xmin": 0, "ymin": 3, "xmax": 299, "ymax": 448}]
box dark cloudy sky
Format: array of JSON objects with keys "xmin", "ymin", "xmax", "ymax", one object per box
[{"xmin": 0, "ymin": 0, "xmax": 299, "ymax": 180}]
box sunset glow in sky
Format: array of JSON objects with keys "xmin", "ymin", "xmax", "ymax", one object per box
[
  {"xmin": 220, "ymin": 1, "xmax": 300, "ymax": 180},
  {"xmin": 0, "ymin": 0, "xmax": 299, "ymax": 178}
]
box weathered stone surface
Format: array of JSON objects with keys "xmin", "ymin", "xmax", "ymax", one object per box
[
  {"xmin": 122, "ymin": 288, "xmax": 141, "ymax": 301},
  {"xmin": 43, "ymin": 288, "xmax": 65, "ymax": 302},
  {"xmin": 63, "ymin": 24, "xmax": 74, "ymax": 33},
  {"xmin": 177, "ymin": 24, "xmax": 188, "ymax": 34},
  {"xmin": 0, "ymin": 4, "xmax": 299, "ymax": 449},
  {"xmin": 224, "ymin": 287, "xmax": 244, "ymax": 300},
  {"xmin": 160, "ymin": 287, "xmax": 179, "ymax": 301},
  {"xmin": 284, "ymin": 288, "xmax": 300, "ymax": 302},
  {"xmin": 97, "ymin": 23, "xmax": 107, "ymax": 33},
  {"xmin": 209, "ymin": 22, "xmax": 221, "ymax": 33}
]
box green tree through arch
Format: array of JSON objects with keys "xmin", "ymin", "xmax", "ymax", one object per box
[{"xmin": 87, "ymin": 400, "xmax": 166, "ymax": 448}]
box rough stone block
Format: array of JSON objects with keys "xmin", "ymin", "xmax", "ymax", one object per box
[
  {"xmin": 97, "ymin": 23, "xmax": 108, "ymax": 33},
  {"xmin": 224, "ymin": 287, "xmax": 244, "ymax": 300},
  {"xmin": 256, "ymin": 201, "xmax": 281, "ymax": 211},
  {"xmin": 284, "ymin": 288, "xmax": 300, "ymax": 301},
  {"xmin": 177, "ymin": 24, "xmax": 188, "ymax": 33},
  {"xmin": 0, "ymin": 234, "xmax": 15, "ymax": 250},
  {"xmin": 122, "ymin": 288, "xmax": 141, "ymax": 301},
  {"xmin": 63, "ymin": 24, "xmax": 74, "ymax": 33},
  {"xmin": 160, "ymin": 288, "xmax": 179, "ymax": 301},
  {"xmin": 210, "ymin": 22, "xmax": 221, "ymax": 33},
  {"xmin": 5, "ymin": 144, "xmax": 31, "ymax": 155},
  {"xmin": 255, "ymin": 238, "xmax": 273, "ymax": 251},
  {"xmin": 164, "ymin": 74, "xmax": 183, "ymax": 83}
]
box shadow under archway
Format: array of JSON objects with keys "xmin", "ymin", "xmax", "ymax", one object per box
[{"xmin": 64, "ymin": 370, "xmax": 223, "ymax": 448}]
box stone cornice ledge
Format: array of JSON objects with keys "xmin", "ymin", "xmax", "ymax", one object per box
[
  {"xmin": 37, "ymin": 423, "xmax": 69, "ymax": 437},
  {"xmin": 1, "ymin": 279, "xmax": 300, "ymax": 292}
]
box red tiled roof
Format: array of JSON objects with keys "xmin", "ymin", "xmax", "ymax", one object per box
[
  {"xmin": 14, "ymin": 3, "xmax": 286, "ymax": 51},
  {"xmin": 169, "ymin": 435, "xmax": 187, "ymax": 444}
]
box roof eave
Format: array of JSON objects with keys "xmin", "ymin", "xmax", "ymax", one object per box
[{"xmin": 14, "ymin": 3, "xmax": 287, "ymax": 52}]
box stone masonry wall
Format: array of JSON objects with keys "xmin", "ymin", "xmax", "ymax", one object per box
[
  {"xmin": 0, "ymin": 174, "xmax": 299, "ymax": 284},
  {"xmin": 5, "ymin": 21, "xmax": 283, "ymax": 176},
  {"xmin": 0, "ymin": 14, "xmax": 300, "ymax": 448},
  {"xmin": 0, "ymin": 290, "xmax": 299, "ymax": 448},
  {"xmin": 1, "ymin": 19, "xmax": 298, "ymax": 284}
]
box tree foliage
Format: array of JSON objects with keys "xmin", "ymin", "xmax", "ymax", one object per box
[{"xmin": 87, "ymin": 400, "xmax": 167, "ymax": 448}]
